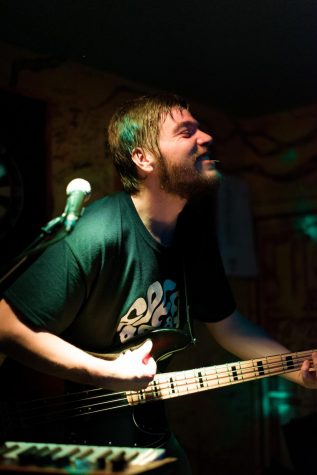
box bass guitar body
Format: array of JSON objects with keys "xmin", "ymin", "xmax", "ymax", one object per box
[{"xmin": 0, "ymin": 329, "xmax": 191, "ymax": 448}]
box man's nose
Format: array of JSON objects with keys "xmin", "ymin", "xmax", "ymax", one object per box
[{"xmin": 197, "ymin": 130, "xmax": 213, "ymax": 146}]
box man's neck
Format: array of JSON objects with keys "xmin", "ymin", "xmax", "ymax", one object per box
[{"xmin": 131, "ymin": 188, "xmax": 186, "ymax": 246}]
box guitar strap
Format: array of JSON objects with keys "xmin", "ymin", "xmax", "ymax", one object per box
[
  {"xmin": 174, "ymin": 200, "xmax": 202, "ymax": 348},
  {"xmin": 181, "ymin": 259, "xmax": 196, "ymax": 346}
]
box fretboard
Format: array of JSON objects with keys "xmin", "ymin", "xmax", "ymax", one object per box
[{"xmin": 126, "ymin": 349, "xmax": 315, "ymax": 405}]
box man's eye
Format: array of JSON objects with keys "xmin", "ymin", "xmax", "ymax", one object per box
[{"xmin": 181, "ymin": 130, "xmax": 193, "ymax": 137}]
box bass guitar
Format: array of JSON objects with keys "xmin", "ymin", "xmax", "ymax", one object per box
[{"xmin": 0, "ymin": 329, "xmax": 315, "ymax": 448}]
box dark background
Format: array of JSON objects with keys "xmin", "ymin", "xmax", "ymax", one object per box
[{"xmin": 0, "ymin": 0, "xmax": 316, "ymax": 117}]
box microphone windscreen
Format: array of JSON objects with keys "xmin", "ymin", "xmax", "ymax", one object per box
[{"xmin": 66, "ymin": 178, "xmax": 91, "ymax": 198}]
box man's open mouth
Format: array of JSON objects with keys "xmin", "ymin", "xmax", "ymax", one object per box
[{"xmin": 196, "ymin": 154, "xmax": 211, "ymax": 162}]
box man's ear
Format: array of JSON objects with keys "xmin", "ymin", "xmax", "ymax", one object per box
[{"xmin": 131, "ymin": 147, "xmax": 155, "ymax": 175}]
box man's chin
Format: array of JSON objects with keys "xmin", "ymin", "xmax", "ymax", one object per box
[
  {"xmin": 158, "ymin": 159, "xmax": 222, "ymax": 200},
  {"xmin": 200, "ymin": 168, "xmax": 222, "ymax": 183},
  {"xmin": 174, "ymin": 173, "xmax": 222, "ymax": 200}
]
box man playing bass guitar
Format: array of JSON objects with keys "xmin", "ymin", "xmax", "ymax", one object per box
[{"xmin": 0, "ymin": 94, "xmax": 316, "ymax": 475}]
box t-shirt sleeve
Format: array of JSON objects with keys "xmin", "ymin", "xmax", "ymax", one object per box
[
  {"xmin": 3, "ymin": 196, "xmax": 120, "ymax": 339},
  {"xmin": 3, "ymin": 239, "xmax": 86, "ymax": 334}
]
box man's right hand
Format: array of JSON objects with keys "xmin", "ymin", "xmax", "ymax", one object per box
[
  {"xmin": 104, "ymin": 339, "xmax": 157, "ymax": 391},
  {"xmin": 0, "ymin": 299, "xmax": 157, "ymax": 393}
]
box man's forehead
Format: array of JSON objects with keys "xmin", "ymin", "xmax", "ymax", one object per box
[{"xmin": 160, "ymin": 108, "xmax": 197, "ymax": 132}]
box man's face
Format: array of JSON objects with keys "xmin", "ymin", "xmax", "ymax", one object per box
[{"xmin": 156, "ymin": 108, "xmax": 220, "ymax": 199}]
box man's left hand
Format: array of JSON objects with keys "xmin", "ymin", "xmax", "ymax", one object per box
[{"xmin": 300, "ymin": 351, "xmax": 317, "ymax": 388}]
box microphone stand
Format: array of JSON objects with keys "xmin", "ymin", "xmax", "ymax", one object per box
[
  {"xmin": 0, "ymin": 214, "xmax": 70, "ymax": 294},
  {"xmin": 0, "ymin": 177, "xmax": 91, "ymax": 295}
]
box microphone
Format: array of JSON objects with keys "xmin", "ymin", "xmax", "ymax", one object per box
[{"xmin": 63, "ymin": 178, "xmax": 91, "ymax": 232}]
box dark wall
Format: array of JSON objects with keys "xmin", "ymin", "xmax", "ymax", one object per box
[{"xmin": 0, "ymin": 88, "xmax": 49, "ymax": 266}]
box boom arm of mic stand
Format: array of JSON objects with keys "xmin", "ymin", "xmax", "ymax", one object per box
[{"xmin": 0, "ymin": 215, "xmax": 69, "ymax": 294}]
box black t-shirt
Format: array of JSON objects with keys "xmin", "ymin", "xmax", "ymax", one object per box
[{"xmin": 4, "ymin": 192, "xmax": 236, "ymax": 352}]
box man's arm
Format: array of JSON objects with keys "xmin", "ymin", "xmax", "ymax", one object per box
[
  {"xmin": 0, "ymin": 299, "xmax": 156, "ymax": 391},
  {"xmin": 205, "ymin": 309, "xmax": 317, "ymax": 388}
]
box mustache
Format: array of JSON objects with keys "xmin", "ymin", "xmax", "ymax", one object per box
[{"xmin": 194, "ymin": 144, "xmax": 216, "ymax": 161}]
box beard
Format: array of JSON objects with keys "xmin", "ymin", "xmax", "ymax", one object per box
[{"xmin": 157, "ymin": 153, "xmax": 221, "ymax": 200}]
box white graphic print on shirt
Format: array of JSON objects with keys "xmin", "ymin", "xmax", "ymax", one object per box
[{"xmin": 117, "ymin": 280, "xmax": 179, "ymax": 342}]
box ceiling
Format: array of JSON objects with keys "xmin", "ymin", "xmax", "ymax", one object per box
[{"xmin": 0, "ymin": 0, "xmax": 316, "ymax": 117}]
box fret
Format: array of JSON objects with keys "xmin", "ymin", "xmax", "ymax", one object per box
[
  {"xmin": 126, "ymin": 391, "xmax": 140, "ymax": 405},
  {"xmin": 284, "ymin": 354, "xmax": 295, "ymax": 371},
  {"xmin": 169, "ymin": 377, "xmax": 176, "ymax": 395},
  {"xmin": 230, "ymin": 365, "xmax": 238, "ymax": 381},
  {"xmin": 202, "ymin": 366, "xmax": 221, "ymax": 388},
  {"xmin": 153, "ymin": 380, "xmax": 160, "ymax": 398},
  {"xmin": 224, "ymin": 363, "xmax": 244, "ymax": 384},
  {"xmin": 239, "ymin": 360, "xmax": 257, "ymax": 380},
  {"xmin": 266, "ymin": 354, "xmax": 283, "ymax": 373},
  {"xmin": 266, "ymin": 353, "xmax": 295, "ymax": 375},
  {"xmin": 197, "ymin": 370, "xmax": 205, "ymax": 388},
  {"xmin": 184, "ymin": 370, "xmax": 195, "ymax": 394},
  {"xmin": 199, "ymin": 368, "xmax": 210, "ymax": 388},
  {"xmin": 264, "ymin": 356, "xmax": 271, "ymax": 376},
  {"xmin": 191, "ymin": 368, "xmax": 215, "ymax": 392},
  {"xmin": 151, "ymin": 375, "xmax": 169, "ymax": 400},
  {"xmin": 172, "ymin": 372, "xmax": 185, "ymax": 396},
  {"xmin": 196, "ymin": 367, "xmax": 220, "ymax": 390},
  {"xmin": 214, "ymin": 364, "xmax": 231, "ymax": 387},
  {"xmin": 153, "ymin": 374, "xmax": 179, "ymax": 400},
  {"xmin": 249, "ymin": 358, "xmax": 268, "ymax": 379},
  {"xmin": 257, "ymin": 360, "xmax": 265, "ymax": 376},
  {"xmin": 237, "ymin": 361, "xmax": 245, "ymax": 381}
]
